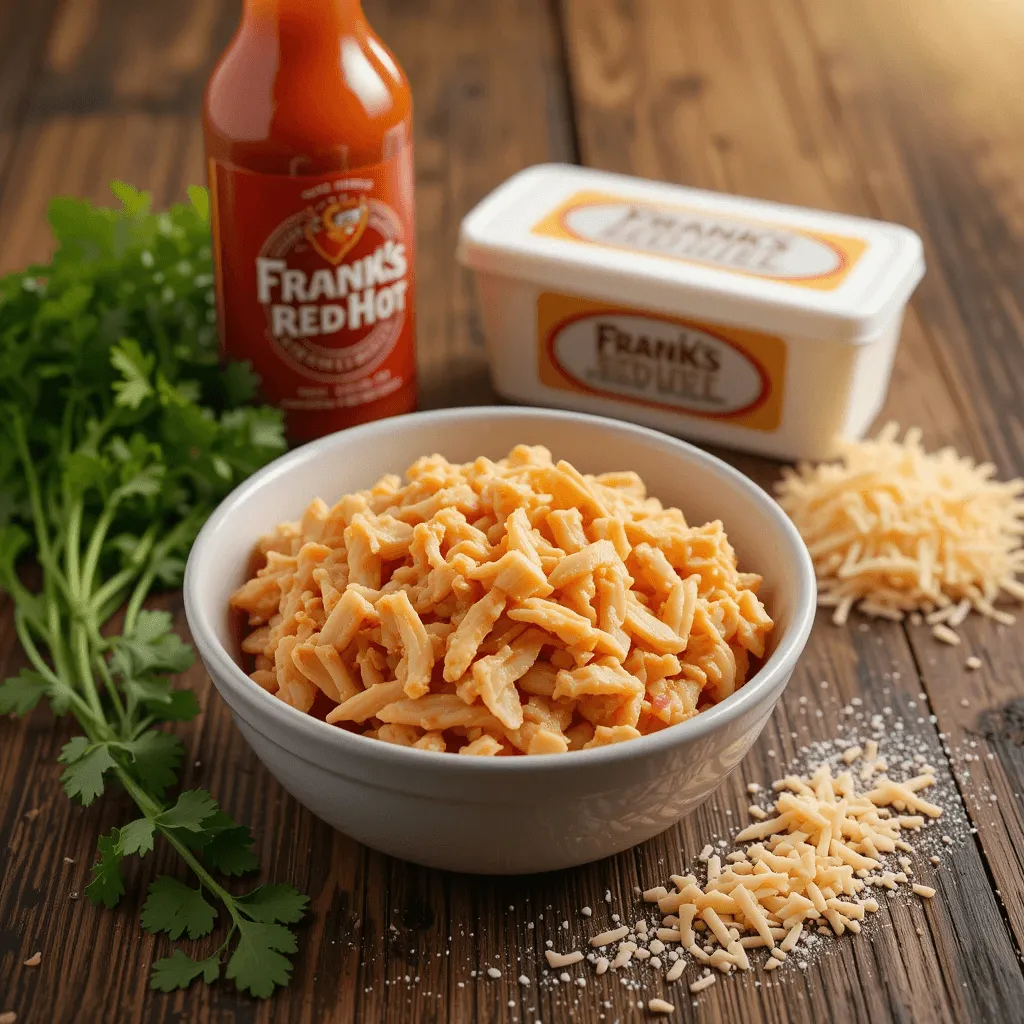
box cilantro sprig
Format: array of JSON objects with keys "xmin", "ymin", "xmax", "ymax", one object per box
[{"xmin": 0, "ymin": 183, "xmax": 308, "ymax": 997}]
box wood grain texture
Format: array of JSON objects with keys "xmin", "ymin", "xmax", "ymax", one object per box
[
  {"xmin": 791, "ymin": 0, "xmax": 1024, "ymax": 956},
  {"xmin": 0, "ymin": 0, "xmax": 60, "ymax": 197},
  {"xmin": 4, "ymin": 0, "xmax": 1024, "ymax": 1021},
  {"xmin": 561, "ymin": 0, "xmax": 1024, "ymax": 1018}
]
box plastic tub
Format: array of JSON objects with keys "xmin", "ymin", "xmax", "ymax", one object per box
[{"xmin": 457, "ymin": 164, "xmax": 924, "ymax": 461}]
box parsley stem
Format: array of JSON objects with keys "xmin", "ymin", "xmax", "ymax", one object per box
[
  {"xmin": 45, "ymin": 592, "xmax": 75, "ymax": 688},
  {"xmin": 88, "ymin": 526, "xmax": 159, "ymax": 618},
  {"xmin": 12, "ymin": 414, "xmax": 77, "ymax": 689},
  {"xmin": 160, "ymin": 831, "xmax": 243, "ymax": 926},
  {"xmin": 72, "ymin": 621, "xmax": 105, "ymax": 722},
  {"xmin": 92, "ymin": 641, "xmax": 129, "ymax": 733},
  {"xmin": 116, "ymin": 769, "xmax": 243, "ymax": 925},
  {"xmin": 124, "ymin": 572, "xmax": 156, "ymax": 637},
  {"xmin": 14, "ymin": 609, "xmax": 104, "ymax": 734},
  {"xmin": 124, "ymin": 513, "xmax": 202, "ymax": 635},
  {"xmin": 11, "ymin": 413, "xmax": 53, "ymax": 575},
  {"xmin": 79, "ymin": 502, "xmax": 119, "ymax": 601},
  {"xmin": 131, "ymin": 715, "xmax": 156, "ymax": 739},
  {"xmin": 90, "ymin": 568, "xmax": 140, "ymax": 620},
  {"xmin": 65, "ymin": 497, "xmax": 84, "ymax": 605}
]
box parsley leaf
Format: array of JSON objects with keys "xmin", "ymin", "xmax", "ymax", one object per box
[
  {"xmin": 141, "ymin": 876, "xmax": 218, "ymax": 940},
  {"xmin": 112, "ymin": 610, "xmax": 193, "ymax": 677},
  {"xmin": 0, "ymin": 668, "xmax": 50, "ymax": 714},
  {"xmin": 150, "ymin": 949, "xmax": 221, "ymax": 992},
  {"xmin": 109, "ymin": 180, "xmax": 152, "ymax": 216},
  {"xmin": 149, "ymin": 689, "xmax": 200, "ymax": 723},
  {"xmin": 118, "ymin": 675, "xmax": 199, "ymax": 722},
  {"xmin": 156, "ymin": 789, "xmax": 219, "ymax": 831},
  {"xmin": 185, "ymin": 185, "xmax": 210, "ymax": 223},
  {"xmin": 120, "ymin": 730, "xmax": 184, "ymax": 798},
  {"xmin": 220, "ymin": 360, "xmax": 261, "ymax": 405},
  {"xmin": 237, "ymin": 884, "xmax": 309, "ymax": 924},
  {"xmin": 199, "ymin": 814, "xmax": 260, "ymax": 876},
  {"xmin": 59, "ymin": 739, "xmax": 116, "ymax": 805},
  {"xmin": 63, "ymin": 451, "xmax": 112, "ymax": 499},
  {"xmin": 85, "ymin": 828, "xmax": 125, "ymax": 909},
  {"xmin": 110, "ymin": 339, "xmax": 155, "ymax": 409},
  {"xmin": 118, "ymin": 817, "xmax": 156, "ymax": 857},
  {"xmin": 226, "ymin": 921, "xmax": 299, "ymax": 999}
]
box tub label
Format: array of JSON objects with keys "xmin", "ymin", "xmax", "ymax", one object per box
[
  {"xmin": 537, "ymin": 293, "xmax": 786, "ymax": 431},
  {"xmin": 532, "ymin": 191, "xmax": 867, "ymax": 291}
]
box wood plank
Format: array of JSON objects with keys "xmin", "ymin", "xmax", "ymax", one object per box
[
  {"xmin": 561, "ymin": 0, "xmax": 1024, "ymax": 1019},
  {"xmin": 385, "ymin": 0, "xmax": 575, "ymax": 408},
  {"xmin": 0, "ymin": 0, "xmax": 234, "ymax": 273},
  {"xmin": 0, "ymin": 0, "xmax": 60, "ymax": 196}
]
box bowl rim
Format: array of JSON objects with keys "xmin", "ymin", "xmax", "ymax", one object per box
[{"xmin": 184, "ymin": 405, "xmax": 816, "ymax": 774}]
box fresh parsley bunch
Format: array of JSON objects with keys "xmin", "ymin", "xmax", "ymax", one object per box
[{"xmin": 0, "ymin": 182, "xmax": 308, "ymax": 997}]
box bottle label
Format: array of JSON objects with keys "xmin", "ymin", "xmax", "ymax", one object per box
[
  {"xmin": 537, "ymin": 292, "xmax": 786, "ymax": 431},
  {"xmin": 532, "ymin": 190, "xmax": 867, "ymax": 291},
  {"xmin": 208, "ymin": 145, "xmax": 415, "ymax": 419}
]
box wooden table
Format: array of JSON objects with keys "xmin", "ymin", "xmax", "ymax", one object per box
[{"xmin": 4, "ymin": 0, "xmax": 1024, "ymax": 1021}]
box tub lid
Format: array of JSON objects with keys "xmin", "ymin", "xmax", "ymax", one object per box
[{"xmin": 457, "ymin": 164, "xmax": 924, "ymax": 344}]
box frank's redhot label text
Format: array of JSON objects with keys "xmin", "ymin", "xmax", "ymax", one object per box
[
  {"xmin": 208, "ymin": 146, "xmax": 416, "ymax": 440},
  {"xmin": 537, "ymin": 292, "xmax": 786, "ymax": 432}
]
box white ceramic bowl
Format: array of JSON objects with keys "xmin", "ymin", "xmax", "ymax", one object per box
[{"xmin": 184, "ymin": 407, "xmax": 815, "ymax": 874}]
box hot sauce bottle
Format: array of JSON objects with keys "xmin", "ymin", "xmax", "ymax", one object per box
[{"xmin": 204, "ymin": 0, "xmax": 416, "ymax": 442}]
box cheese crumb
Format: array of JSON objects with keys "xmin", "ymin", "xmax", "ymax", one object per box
[
  {"xmin": 591, "ymin": 926, "xmax": 629, "ymax": 947},
  {"xmin": 486, "ymin": 967, "xmax": 502, "ymax": 979},
  {"xmin": 690, "ymin": 974, "xmax": 717, "ymax": 993},
  {"xmin": 666, "ymin": 958, "xmax": 685, "ymax": 982},
  {"xmin": 545, "ymin": 949, "xmax": 584, "ymax": 968},
  {"xmin": 609, "ymin": 946, "xmax": 633, "ymax": 970}
]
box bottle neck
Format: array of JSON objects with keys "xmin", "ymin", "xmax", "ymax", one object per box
[{"xmin": 243, "ymin": 0, "xmax": 364, "ymax": 28}]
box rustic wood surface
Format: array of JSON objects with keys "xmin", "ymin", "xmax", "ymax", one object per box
[{"xmin": 3, "ymin": 0, "xmax": 1024, "ymax": 1021}]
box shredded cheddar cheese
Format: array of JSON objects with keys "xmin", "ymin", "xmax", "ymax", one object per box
[
  {"xmin": 776, "ymin": 424, "xmax": 1024, "ymax": 639},
  {"xmin": 553, "ymin": 741, "xmax": 943, "ymax": 1004},
  {"xmin": 232, "ymin": 446, "xmax": 773, "ymax": 754}
]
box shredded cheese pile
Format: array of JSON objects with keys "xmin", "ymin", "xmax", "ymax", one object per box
[
  {"xmin": 545, "ymin": 745, "xmax": 943, "ymax": 1003},
  {"xmin": 776, "ymin": 423, "xmax": 1024, "ymax": 641},
  {"xmin": 231, "ymin": 445, "xmax": 773, "ymax": 753}
]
